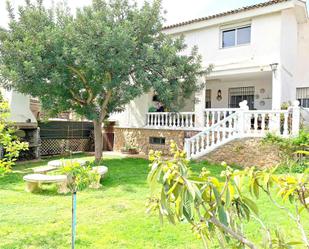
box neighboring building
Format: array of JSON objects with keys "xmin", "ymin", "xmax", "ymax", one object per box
[
  {"xmin": 1, "ymin": 88, "xmax": 40, "ymax": 159},
  {"xmin": 110, "ymin": 0, "xmax": 309, "ymax": 158}
]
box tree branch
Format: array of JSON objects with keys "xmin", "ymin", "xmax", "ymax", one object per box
[
  {"xmin": 295, "ymin": 204, "xmax": 309, "ymax": 248},
  {"xmin": 67, "ymin": 65, "xmax": 94, "ymax": 104},
  {"xmin": 69, "ymin": 89, "xmax": 87, "ymax": 105},
  {"xmin": 208, "ymin": 216, "xmax": 257, "ymax": 249},
  {"xmin": 99, "ymin": 90, "xmax": 112, "ymax": 122},
  {"xmin": 261, "ymin": 183, "xmax": 309, "ymax": 248},
  {"xmin": 251, "ymin": 214, "xmax": 272, "ymax": 249},
  {"xmin": 198, "ymin": 202, "xmax": 257, "ymax": 249}
]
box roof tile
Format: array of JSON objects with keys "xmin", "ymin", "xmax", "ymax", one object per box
[{"xmin": 163, "ymin": 0, "xmax": 289, "ymax": 30}]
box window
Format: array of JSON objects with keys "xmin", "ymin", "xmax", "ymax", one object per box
[
  {"xmin": 297, "ymin": 87, "xmax": 309, "ymax": 108},
  {"xmin": 222, "ymin": 25, "xmax": 251, "ymax": 48},
  {"xmin": 229, "ymin": 87, "xmax": 255, "ymax": 110},
  {"xmin": 149, "ymin": 137, "xmax": 165, "ymax": 145},
  {"xmin": 205, "ymin": 89, "xmax": 211, "ymax": 108}
]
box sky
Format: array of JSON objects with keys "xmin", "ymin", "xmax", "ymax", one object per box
[{"xmin": 0, "ymin": 0, "xmax": 308, "ymax": 28}]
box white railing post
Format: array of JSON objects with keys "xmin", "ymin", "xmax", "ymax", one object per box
[
  {"xmin": 194, "ymin": 82, "xmax": 206, "ymax": 128},
  {"xmin": 205, "ymin": 111, "xmax": 209, "ymax": 128},
  {"xmin": 238, "ymin": 100, "xmax": 249, "ymax": 138},
  {"xmin": 292, "ymin": 100, "xmax": 300, "ymax": 136},
  {"xmin": 184, "ymin": 138, "xmax": 191, "ymax": 159},
  {"xmin": 146, "ymin": 113, "xmax": 149, "ymax": 126}
]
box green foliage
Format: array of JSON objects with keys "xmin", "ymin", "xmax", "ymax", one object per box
[
  {"xmin": 147, "ymin": 142, "xmax": 309, "ymax": 249},
  {"xmin": 263, "ymin": 131, "xmax": 309, "ymax": 173},
  {"xmin": 0, "ymin": 0, "xmax": 205, "ymax": 121},
  {"xmin": 0, "ymin": 101, "xmax": 28, "ymax": 175},
  {"xmin": 0, "ymin": 0, "xmax": 207, "ymax": 160},
  {"xmin": 148, "ymin": 106, "xmax": 157, "ymax": 113},
  {"xmin": 59, "ymin": 160, "xmax": 97, "ymax": 192}
]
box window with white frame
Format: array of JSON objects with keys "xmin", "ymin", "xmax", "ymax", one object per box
[
  {"xmin": 221, "ymin": 25, "xmax": 251, "ymax": 48},
  {"xmin": 297, "ymin": 87, "xmax": 309, "ymax": 108}
]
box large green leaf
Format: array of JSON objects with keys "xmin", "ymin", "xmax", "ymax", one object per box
[
  {"xmin": 218, "ymin": 206, "xmax": 228, "ymax": 227},
  {"xmin": 242, "ymin": 197, "xmax": 259, "ymax": 216}
]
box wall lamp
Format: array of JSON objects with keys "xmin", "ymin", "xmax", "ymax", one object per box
[
  {"xmin": 270, "ymin": 63, "xmax": 279, "ymax": 72},
  {"xmin": 216, "ymin": 90, "xmax": 222, "ymax": 101}
]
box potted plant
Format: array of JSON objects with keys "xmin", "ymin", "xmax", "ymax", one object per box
[
  {"xmin": 121, "ymin": 144, "xmax": 138, "ymax": 155},
  {"xmin": 121, "ymin": 131, "xmax": 139, "ymax": 154},
  {"xmin": 148, "ymin": 106, "xmax": 157, "ymax": 112}
]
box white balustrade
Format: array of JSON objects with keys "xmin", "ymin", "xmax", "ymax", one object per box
[
  {"xmin": 185, "ymin": 112, "xmax": 239, "ymax": 159},
  {"xmin": 145, "ymin": 112, "xmax": 195, "ymax": 129},
  {"xmin": 146, "ymin": 101, "xmax": 301, "ymax": 159},
  {"xmin": 243, "ymin": 109, "xmax": 292, "ymax": 137},
  {"xmin": 185, "ymin": 101, "xmax": 301, "ymax": 159},
  {"xmin": 204, "ymin": 108, "xmax": 239, "ymax": 128}
]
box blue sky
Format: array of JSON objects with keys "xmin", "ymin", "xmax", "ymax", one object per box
[{"xmin": 0, "ymin": 0, "xmax": 308, "ymax": 27}]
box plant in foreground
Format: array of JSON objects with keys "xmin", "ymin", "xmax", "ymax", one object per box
[
  {"xmin": 147, "ymin": 142, "xmax": 309, "ymax": 249},
  {"xmin": 263, "ymin": 131, "xmax": 309, "ymax": 173},
  {"xmin": 0, "ymin": 100, "xmax": 28, "ymax": 175},
  {"xmin": 60, "ymin": 161, "xmax": 99, "ymax": 249}
]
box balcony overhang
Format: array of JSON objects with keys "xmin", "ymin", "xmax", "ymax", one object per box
[{"xmin": 204, "ymin": 64, "xmax": 272, "ymax": 81}]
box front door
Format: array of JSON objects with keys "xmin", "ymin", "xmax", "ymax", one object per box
[{"xmin": 228, "ymin": 86, "xmax": 255, "ymax": 110}]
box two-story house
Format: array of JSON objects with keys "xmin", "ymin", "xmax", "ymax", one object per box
[{"xmin": 110, "ymin": 0, "xmax": 309, "ymax": 159}]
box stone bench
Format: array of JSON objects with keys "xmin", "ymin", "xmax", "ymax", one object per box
[
  {"xmin": 32, "ymin": 165, "xmax": 56, "ymax": 174},
  {"xmin": 47, "ymin": 159, "xmax": 87, "ymax": 168},
  {"xmin": 23, "ymin": 174, "xmax": 69, "ymax": 194},
  {"xmin": 90, "ymin": 166, "xmax": 108, "ymax": 189}
]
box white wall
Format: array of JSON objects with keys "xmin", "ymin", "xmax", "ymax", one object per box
[
  {"xmin": 113, "ymin": 2, "xmax": 309, "ymax": 127},
  {"xmin": 109, "ymin": 90, "xmax": 195, "ymax": 127},
  {"xmin": 173, "ymin": 13, "xmax": 282, "ymax": 70},
  {"xmin": 279, "ymin": 9, "xmax": 298, "ymax": 105},
  {"xmin": 1, "ymin": 89, "xmax": 37, "ymax": 125},
  {"xmin": 296, "ymin": 21, "xmax": 309, "ymax": 89},
  {"xmin": 109, "ymin": 92, "xmax": 153, "ymax": 127},
  {"xmin": 206, "ymin": 77, "xmax": 272, "ymax": 110}
]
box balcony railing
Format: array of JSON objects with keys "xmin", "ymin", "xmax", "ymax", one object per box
[
  {"xmin": 145, "ymin": 112, "xmax": 195, "ymax": 129},
  {"xmin": 204, "ymin": 108, "xmax": 239, "ymax": 128}
]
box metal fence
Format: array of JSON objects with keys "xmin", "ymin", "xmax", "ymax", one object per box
[{"xmin": 39, "ymin": 121, "xmax": 94, "ymax": 156}]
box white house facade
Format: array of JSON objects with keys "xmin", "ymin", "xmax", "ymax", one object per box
[
  {"xmin": 110, "ymin": 0, "xmax": 309, "ymax": 159},
  {"xmin": 2, "ymin": 0, "xmax": 308, "ymax": 160}
]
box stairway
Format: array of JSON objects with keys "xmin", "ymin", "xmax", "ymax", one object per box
[
  {"xmin": 185, "ymin": 101, "xmax": 301, "ymax": 160},
  {"xmin": 185, "ymin": 112, "xmax": 240, "ymax": 159}
]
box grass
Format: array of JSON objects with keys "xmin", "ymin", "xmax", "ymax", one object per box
[{"xmin": 0, "ymin": 154, "xmax": 308, "ymax": 249}]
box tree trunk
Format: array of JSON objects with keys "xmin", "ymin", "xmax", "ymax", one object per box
[{"xmin": 93, "ymin": 120, "xmax": 103, "ymax": 162}]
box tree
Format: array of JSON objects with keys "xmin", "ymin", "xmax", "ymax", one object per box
[
  {"xmin": 0, "ymin": 0, "xmax": 205, "ymax": 161},
  {"xmin": 0, "ymin": 99, "xmax": 28, "ymax": 175},
  {"xmin": 147, "ymin": 142, "xmax": 309, "ymax": 249}
]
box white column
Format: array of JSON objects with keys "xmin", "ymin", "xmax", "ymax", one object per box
[
  {"xmin": 194, "ymin": 78, "xmax": 206, "ymax": 128},
  {"xmin": 271, "ymin": 67, "xmax": 282, "ymax": 110},
  {"xmin": 238, "ymin": 100, "xmax": 249, "ymax": 137},
  {"xmin": 292, "ymin": 100, "xmax": 300, "ymax": 136},
  {"xmin": 184, "ymin": 138, "xmax": 191, "ymax": 159}
]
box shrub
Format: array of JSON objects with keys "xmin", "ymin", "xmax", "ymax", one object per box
[
  {"xmin": 147, "ymin": 142, "xmax": 309, "ymax": 249},
  {"xmin": 0, "ymin": 101, "xmax": 28, "ymax": 175},
  {"xmin": 263, "ymin": 131, "xmax": 309, "ymax": 173}
]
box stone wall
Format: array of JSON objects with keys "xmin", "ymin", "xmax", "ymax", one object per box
[
  {"xmin": 203, "ymin": 138, "xmax": 281, "ymax": 168},
  {"xmin": 114, "ymin": 127, "xmax": 186, "ymax": 155},
  {"xmin": 113, "ymin": 128, "xmax": 282, "ymax": 168}
]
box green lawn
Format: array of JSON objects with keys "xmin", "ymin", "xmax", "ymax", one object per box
[{"xmin": 0, "ymin": 154, "xmax": 308, "ymax": 249}]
